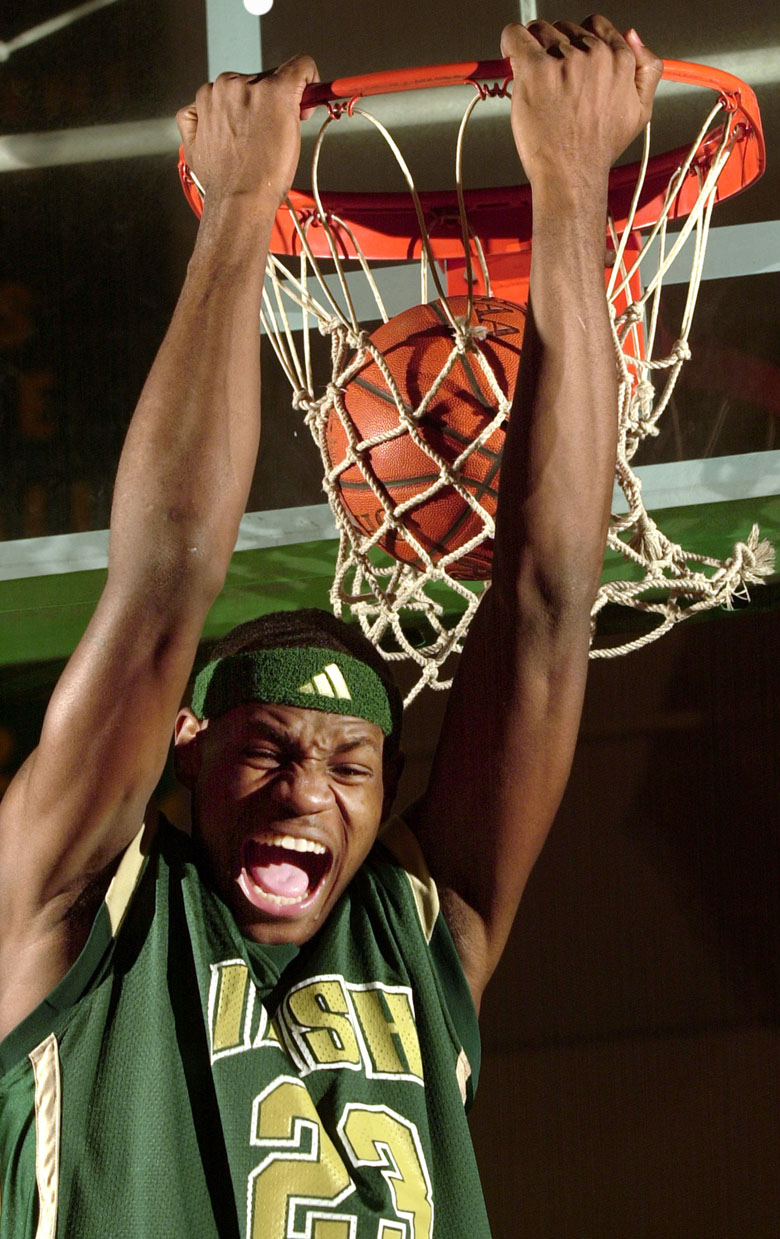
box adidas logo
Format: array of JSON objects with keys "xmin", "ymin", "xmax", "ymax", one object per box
[{"xmin": 298, "ymin": 663, "xmax": 352, "ymax": 701}]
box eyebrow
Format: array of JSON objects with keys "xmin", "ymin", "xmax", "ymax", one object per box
[
  {"xmin": 244, "ymin": 719, "xmax": 381, "ymax": 753},
  {"xmin": 244, "ymin": 720, "xmax": 289, "ymax": 746},
  {"xmin": 332, "ymin": 736, "xmax": 382, "ymax": 754}
]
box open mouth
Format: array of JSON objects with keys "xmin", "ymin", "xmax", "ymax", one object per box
[{"xmin": 238, "ymin": 832, "xmax": 333, "ymax": 917}]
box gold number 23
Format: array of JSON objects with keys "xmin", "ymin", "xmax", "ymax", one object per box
[{"xmin": 248, "ymin": 1077, "xmax": 434, "ymax": 1238}]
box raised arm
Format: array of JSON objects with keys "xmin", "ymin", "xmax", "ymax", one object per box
[
  {"xmin": 409, "ymin": 18, "xmax": 662, "ymax": 1009},
  {"xmin": 0, "ymin": 58, "xmax": 318, "ymax": 1039}
]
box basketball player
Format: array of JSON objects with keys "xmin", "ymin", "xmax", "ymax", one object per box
[{"xmin": 0, "ymin": 17, "xmax": 662, "ymax": 1237}]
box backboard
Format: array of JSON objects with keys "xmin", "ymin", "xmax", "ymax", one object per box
[{"xmin": 0, "ymin": 0, "xmax": 777, "ymax": 674}]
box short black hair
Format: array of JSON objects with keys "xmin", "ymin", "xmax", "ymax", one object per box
[{"xmin": 203, "ymin": 608, "xmax": 403, "ymax": 759}]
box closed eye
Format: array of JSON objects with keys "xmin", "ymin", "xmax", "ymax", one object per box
[
  {"xmin": 242, "ymin": 747, "xmax": 282, "ymax": 768},
  {"xmin": 330, "ymin": 763, "xmax": 374, "ymax": 780}
]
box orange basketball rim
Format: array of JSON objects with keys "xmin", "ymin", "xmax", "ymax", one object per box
[
  {"xmin": 180, "ymin": 56, "xmax": 764, "ymax": 276},
  {"xmin": 176, "ymin": 56, "xmax": 769, "ymax": 699},
  {"xmin": 179, "ymin": 56, "xmax": 764, "ymax": 393}
]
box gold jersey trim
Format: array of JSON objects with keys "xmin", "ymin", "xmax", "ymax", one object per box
[
  {"xmin": 29, "ymin": 1033, "xmax": 61, "ymax": 1239},
  {"xmin": 455, "ymin": 1048, "xmax": 472, "ymax": 1107},
  {"xmin": 105, "ymin": 808, "xmax": 157, "ymax": 936},
  {"xmin": 379, "ymin": 818, "xmax": 439, "ymax": 946}
]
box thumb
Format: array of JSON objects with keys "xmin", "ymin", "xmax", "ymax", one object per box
[
  {"xmin": 625, "ymin": 29, "xmax": 664, "ymax": 119},
  {"xmin": 176, "ymin": 102, "xmax": 198, "ymax": 149}
]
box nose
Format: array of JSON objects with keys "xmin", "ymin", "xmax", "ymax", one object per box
[{"xmin": 271, "ymin": 761, "xmax": 332, "ymax": 816}]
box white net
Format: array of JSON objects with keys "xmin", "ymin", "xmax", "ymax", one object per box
[{"xmin": 254, "ymin": 81, "xmax": 774, "ymax": 704}]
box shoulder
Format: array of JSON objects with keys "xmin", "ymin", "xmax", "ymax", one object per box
[
  {"xmin": 364, "ymin": 816, "xmax": 480, "ymax": 1036},
  {"xmin": 370, "ymin": 815, "xmax": 442, "ymax": 944},
  {"xmin": 0, "ymin": 807, "xmax": 160, "ymax": 1069}
]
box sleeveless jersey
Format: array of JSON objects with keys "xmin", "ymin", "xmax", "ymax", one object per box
[{"xmin": 0, "ymin": 810, "xmax": 491, "ymax": 1238}]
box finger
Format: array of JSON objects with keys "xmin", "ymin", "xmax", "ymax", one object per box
[
  {"xmin": 580, "ymin": 13, "xmax": 630, "ymax": 52},
  {"xmin": 272, "ymin": 52, "xmax": 320, "ymax": 91},
  {"xmin": 552, "ymin": 20, "xmax": 602, "ymax": 52},
  {"xmin": 212, "ymin": 71, "xmax": 249, "ymax": 87},
  {"xmin": 245, "ymin": 67, "xmax": 275, "ymax": 85},
  {"xmin": 500, "ymin": 21, "xmax": 547, "ymax": 61},
  {"xmin": 624, "ymin": 28, "xmax": 664, "ymax": 118},
  {"xmin": 525, "ymin": 19, "xmax": 574, "ymax": 55},
  {"xmin": 176, "ymin": 102, "xmax": 198, "ymax": 148},
  {"xmin": 268, "ymin": 52, "xmax": 320, "ymax": 119}
]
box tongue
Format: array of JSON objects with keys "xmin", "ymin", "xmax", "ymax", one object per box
[{"xmin": 248, "ymin": 858, "xmax": 309, "ymax": 898}]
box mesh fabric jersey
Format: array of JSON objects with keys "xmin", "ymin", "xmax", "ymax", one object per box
[{"xmin": 0, "ymin": 810, "xmax": 490, "ymax": 1237}]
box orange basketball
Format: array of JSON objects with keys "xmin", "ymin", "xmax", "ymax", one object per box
[{"xmin": 325, "ymin": 295, "xmax": 525, "ymax": 579}]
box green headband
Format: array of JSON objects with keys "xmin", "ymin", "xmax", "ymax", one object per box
[{"xmin": 191, "ymin": 647, "xmax": 399, "ymax": 738}]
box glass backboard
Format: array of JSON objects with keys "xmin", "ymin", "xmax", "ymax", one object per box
[{"xmin": 0, "ymin": 0, "xmax": 777, "ymax": 670}]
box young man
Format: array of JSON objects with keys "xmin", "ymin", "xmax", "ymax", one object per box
[{"xmin": 0, "ymin": 17, "xmax": 662, "ymax": 1237}]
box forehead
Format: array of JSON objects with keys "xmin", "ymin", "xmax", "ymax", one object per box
[{"xmin": 208, "ymin": 701, "xmax": 385, "ymax": 752}]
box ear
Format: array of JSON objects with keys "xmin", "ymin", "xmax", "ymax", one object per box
[
  {"xmin": 381, "ymin": 748, "xmax": 405, "ymax": 822},
  {"xmin": 173, "ymin": 708, "xmax": 208, "ymax": 790}
]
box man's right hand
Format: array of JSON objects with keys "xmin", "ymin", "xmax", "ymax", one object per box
[
  {"xmin": 0, "ymin": 53, "xmax": 318, "ymax": 1045},
  {"xmin": 176, "ymin": 55, "xmax": 319, "ymax": 214}
]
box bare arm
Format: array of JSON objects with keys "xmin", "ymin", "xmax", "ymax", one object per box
[
  {"xmin": 0, "ymin": 59, "xmax": 317, "ymax": 1039},
  {"xmin": 409, "ymin": 18, "xmax": 662, "ymax": 1010}
]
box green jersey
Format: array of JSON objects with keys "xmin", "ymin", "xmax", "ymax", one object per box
[{"xmin": 0, "ymin": 810, "xmax": 491, "ymax": 1237}]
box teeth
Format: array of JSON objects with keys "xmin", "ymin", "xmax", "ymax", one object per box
[
  {"xmin": 249, "ymin": 884, "xmax": 307, "ymax": 906},
  {"xmin": 255, "ymin": 832, "xmax": 327, "ymax": 855}
]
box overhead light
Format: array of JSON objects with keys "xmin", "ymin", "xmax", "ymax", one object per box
[{"xmin": 243, "ymin": 0, "xmax": 274, "ymax": 14}]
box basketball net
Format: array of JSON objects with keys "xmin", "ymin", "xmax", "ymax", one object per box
[{"xmin": 244, "ymin": 84, "xmax": 773, "ymax": 704}]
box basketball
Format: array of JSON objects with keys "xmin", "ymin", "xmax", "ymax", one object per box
[{"xmin": 325, "ymin": 295, "xmax": 526, "ymax": 579}]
